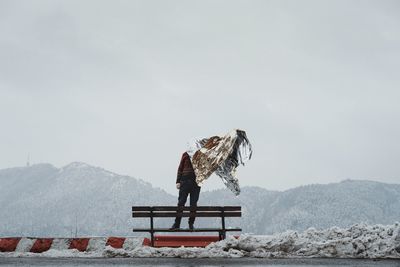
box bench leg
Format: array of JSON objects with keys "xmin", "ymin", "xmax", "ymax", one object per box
[
  {"xmin": 218, "ymin": 231, "xmax": 226, "ymax": 240},
  {"xmin": 150, "ymin": 231, "xmax": 154, "ymax": 247},
  {"xmin": 150, "ymin": 209, "xmax": 154, "ymax": 247}
]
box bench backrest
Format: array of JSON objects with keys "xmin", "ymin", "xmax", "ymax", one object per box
[{"xmin": 132, "ymin": 206, "xmax": 241, "ymax": 218}]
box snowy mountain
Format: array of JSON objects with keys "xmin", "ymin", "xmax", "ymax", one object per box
[
  {"xmin": 260, "ymin": 180, "xmax": 400, "ymax": 233},
  {"xmin": 0, "ymin": 163, "xmax": 175, "ymax": 237},
  {"xmin": 0, "ymin": 163, "xmax": 399, "ymax": 236}
]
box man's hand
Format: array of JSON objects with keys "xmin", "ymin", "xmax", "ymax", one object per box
[{"xmin": 176, "ymin": 183, "xmax": 181, "ymax": 190}]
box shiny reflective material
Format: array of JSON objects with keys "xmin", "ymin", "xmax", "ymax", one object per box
[{"xmin": 189, "ymin": 129, "xmax": 253, "ymax": 196}]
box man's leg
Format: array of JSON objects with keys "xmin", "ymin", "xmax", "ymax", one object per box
[
  {"xmin": 188, "ymin": 184, "xmax": 201, "ymax": 226},
  {"xmin": 174, "ymin": 182, "xmax": 189, "ymax": 227}
]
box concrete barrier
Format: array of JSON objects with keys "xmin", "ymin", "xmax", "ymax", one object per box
[{"xmin": 0, "ymin": 237, "xmax": 144, "ymax": 253}]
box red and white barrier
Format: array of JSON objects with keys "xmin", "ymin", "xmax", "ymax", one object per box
[{"xmin": 0, "ymin": 237, "xmax": 144, "ymax": 253}]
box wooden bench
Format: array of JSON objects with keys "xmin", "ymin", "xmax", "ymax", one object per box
[{"xmin": 132, "ymin": 206, "xmax": 242, "ymax": 247}]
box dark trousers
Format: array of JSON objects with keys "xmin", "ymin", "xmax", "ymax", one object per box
[{"xmin": 174, "ymin": 179, "xmax": 201, "ymax": 226}]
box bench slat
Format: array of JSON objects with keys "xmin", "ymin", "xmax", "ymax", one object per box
[
  {"xmin": 132, "ymin": 228, "xmax": 242, "ymax": 232},
  {"xmin": 132, "ymin": 211, "xmax": 241, "ymax": 218},
  {"xmin": 132, "ymin": 206, "xmax": 241, "ymax": 212}
]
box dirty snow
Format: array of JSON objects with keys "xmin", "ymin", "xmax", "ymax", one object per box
[
  {"xmin": 50, "ymin": 238, "xmax": 70, "ymax": 250},
  {"xmin": 1, "ymin": 223, "xmax": 399, "ymax": 258},
  {"xmin": 14, "ymin": 238, "xmax": 36, "ymax": 252},
  {"xmin": 86, "ymin": 237, "xmax": 107, "ymax": 252}
]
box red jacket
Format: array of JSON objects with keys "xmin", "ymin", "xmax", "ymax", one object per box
[{"xmin": 176, "ymin": 152, "xmax": 195, "ymax": 183}]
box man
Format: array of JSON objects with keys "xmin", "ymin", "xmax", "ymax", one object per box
[{"xmin": 170, "ymin": 151, "xmax": 201, "ymax": 230}]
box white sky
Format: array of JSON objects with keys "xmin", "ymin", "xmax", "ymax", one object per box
[{"xmin": 0, "ymin": 0, "xmax": 399, "ymax": 194}]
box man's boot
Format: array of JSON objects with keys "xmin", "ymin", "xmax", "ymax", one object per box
[
  {"xmin": 189, "ymin": 223, "xmax": 194, "ymax": 230},
  {"xmin": 169, "ymin": 223, "xmax": 180, "ymax": 230}
]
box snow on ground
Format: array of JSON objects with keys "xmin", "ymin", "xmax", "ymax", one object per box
[{"xmin": 1, "ymin": 223, "xmax": 399, "ymax": 259}]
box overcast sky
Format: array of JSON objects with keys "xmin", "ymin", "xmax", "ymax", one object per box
[{"xmin": 1, "ymin": 0, "xmax": 399, "ymax": 194}]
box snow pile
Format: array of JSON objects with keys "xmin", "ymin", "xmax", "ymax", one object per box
[
  {"xmin": 1, "ymin": 249, "xmax": 103, "ymax": 258},
  {"xmin": 1, "ymin": 223, "xmax": 399, "ymax": 258},
  {"xmin": 103, "ymin": 223, "xmax": 400, "ymax": 259},
  {"xmin": 232, "ymin": 223, "xmax": 400, "ymax": 258}
]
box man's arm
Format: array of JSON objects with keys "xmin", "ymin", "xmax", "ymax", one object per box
[{"xmin": 176, "ymin": 153, "xmax": 186, "ymax": 185}]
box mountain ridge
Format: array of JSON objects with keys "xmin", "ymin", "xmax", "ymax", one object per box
[
  {"xmin": 4, "ymin": 161, "xmax": 396, "ymax": 193},
  {"xmin": 1, "ymin": 162, "xmax": 399, "ymax": 236}
]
